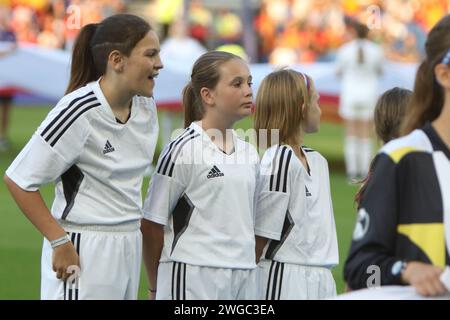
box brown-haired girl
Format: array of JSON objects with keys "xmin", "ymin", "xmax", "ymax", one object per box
[
  {"xmin": 4, "ymin": 14, "xmax": 163, "ymax": 299},
  {"xmin": 254, "ymin": 69, "xmax": 339, "ymax": 299},
  {"xmin": 345, "ymin": 15, "xmax": 450, "ymax": 297},
  {"xmin": 354, "ymin": 87, "xmax": 412, "ymax": 206},
  {"xmin": 142, "ymin": 51, "xmax": 259, "ymax": 300}
]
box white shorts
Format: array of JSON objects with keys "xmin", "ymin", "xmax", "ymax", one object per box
[
  {"xmin": 156, "ymin": 262, "xmax": 258, "ymax": 300},
  {"xmin": 339, "ymin": 100, "xmax": 376, "ymax": 121},
  {"xmin": 257, "ymin": 260, "xmax": 336, "ymax": 300},
  {"xmin": 41, "ymin": 221, "xmax": 142, "ymax": 300}
]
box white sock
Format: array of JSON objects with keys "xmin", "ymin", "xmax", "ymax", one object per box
[
  {"xmin": 359, "ymin": 138, "xmax": 374, "ymax": 176},
  {"xmin": 344, "ymin": 136, "xmax": 358, "ymax": 178}
]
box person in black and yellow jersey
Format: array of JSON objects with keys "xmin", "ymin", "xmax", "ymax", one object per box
[{"xmin": 344, "ymin": 14, "xmax": 450, "ymax": 297}]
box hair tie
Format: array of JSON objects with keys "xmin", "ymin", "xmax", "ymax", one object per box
[{"xmin": 441, "ymin": 48, "xmax": 450, "ymax": 65}]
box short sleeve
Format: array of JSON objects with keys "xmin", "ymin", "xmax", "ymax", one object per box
[
  {"xmin": 143, "ymin": 134, "xmax": 196, "ymax": 225},
  {"xmin": 255, "ymin": 147, "xmax": 293, "ymax": 240},
  {"xmin": 5, "ymin": 100, "xmax": 90, "ymax": 191}
]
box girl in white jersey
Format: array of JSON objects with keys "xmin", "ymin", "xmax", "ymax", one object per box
[
  {"xmin": 254, "ymin": 69, "xmax": 339, "ymax": 299},
  {"xmin": 336, "ymin": 20, "xmax": 384, "ymax": 181},
  {"xmin": 4, "ymin": 14, "xmax": 163, "ymax": 299},
  {"xmin": 142, "ymin": 51, "xmax": 259, "ymax": 300}
]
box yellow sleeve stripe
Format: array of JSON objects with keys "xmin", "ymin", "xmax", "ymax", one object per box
[
  {"xmin": 397, "ymin": 223, "xmax": 445, "ymax": 268},
  {"xmin": 387, "ymin": 147, "xmax": 420, "ymax": 163}
]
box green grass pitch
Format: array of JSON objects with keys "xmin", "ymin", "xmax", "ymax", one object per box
[{"xmin": 0, "ymin": 106, "xmax": 360, "ymax": 299}]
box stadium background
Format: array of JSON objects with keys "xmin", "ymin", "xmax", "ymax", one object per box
[{"xmin": 0, "ymin": 0, "xmax": 448, "ymax": 299}]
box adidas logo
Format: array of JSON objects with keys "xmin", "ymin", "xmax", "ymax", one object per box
[
  {"xmin": 103, "ymin": 140, "xmax": 115, "ymax": 154},
  {"xmin": 305, "ymin": 186, "xmax": 311, "ymax": 197},
  {"xmin": 207, "ymin": 165, "xmax": 224, "ymax": 179}
]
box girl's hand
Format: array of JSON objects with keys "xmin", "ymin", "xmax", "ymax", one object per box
[
  {"xmin": 52, "ymin": 241, "xmax": 80, "ymax": 281},
  {"xmin": 401, "ymin": 262, "xmax": 447, "ymax": 297}
]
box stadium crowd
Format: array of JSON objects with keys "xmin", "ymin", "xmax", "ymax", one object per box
[{"xmin": 0, "ymin": 0, "xmax": 449, "ymax": 63}]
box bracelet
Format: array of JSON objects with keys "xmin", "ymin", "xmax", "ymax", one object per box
[{"xmin": 50, "ymin": 235, "xmax": 71, "ymax": 249}]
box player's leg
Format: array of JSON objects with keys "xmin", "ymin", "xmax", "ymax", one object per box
[
  {"xmin": 343, "ymin": 118, "xmax": 359, "ymax": 181},
  {"xmin": 358, "ymin": 118, "xmax": 374, "ymax": 177}
]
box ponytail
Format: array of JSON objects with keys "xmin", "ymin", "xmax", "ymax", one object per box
[
  {"xmin": 182, "ymin": 82, "xmax": 203, "ymax": 128},
  {"xmin": 65, "ymin": 23, "xmax": 98, "ymax": 94},
  {"xmin": 401, "ymin": 59, "xmax": 444, "ymax": 135},
  {"xmin": 357, "ymin": 42, "xmax": 365, "ymax": 64}
]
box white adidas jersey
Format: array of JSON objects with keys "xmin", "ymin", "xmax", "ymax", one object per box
[
  {"xmin": 255, "ymin": 145, "xmax": 339, "ymax": 267},
  {"xmin": 6, "ymin": 80, "xmax": 159, "ymax": 225},
  {"xmin": 143, "ymin": 122, "xmax": 260, "ymax": 269}
]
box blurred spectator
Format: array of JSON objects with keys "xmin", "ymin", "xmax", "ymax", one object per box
[
  {"xmin": 213, "ymin": 7, "xmax": 242, "ymax": 47},
  {"xmin": 160, "ymin": 19, "xmax": 206, "ymax": 66},
  {"xmin": 187, "ymin": 0, "xmax": 212, "ymax": 47},
  {"xmin": 0, "ymin": 0, "xmax": 448, "ymax": 63},
  {"xmin": 0, "ymin": 6, "xmax": 17, "ymax": 151}
]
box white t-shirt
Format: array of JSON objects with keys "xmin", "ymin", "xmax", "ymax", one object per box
[
  {"xmin": 143, "ymin": 122, "xmax": 260, "ymax": 269},
  {"xmin": 6, "ymin": 80, "xmax": 159, "ymax": 225},
  {"xmin": 255, "ymin": 145, "xmax": 339, "ymax": 267},
  {"xmin": 336, "ymin": 39, "xmax": 384, "ymax": 109}
]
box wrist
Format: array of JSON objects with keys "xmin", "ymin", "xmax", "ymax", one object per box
[
  {"xmin": 391, "ymin": 260, "xmax": 408, "ymax": 284},
  {"xmin": 50, "ymin": 234, "xmax": 71, "ymax": 249}
]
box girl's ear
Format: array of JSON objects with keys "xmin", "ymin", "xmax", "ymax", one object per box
[
  {"xmin": 434, "ymin": 63, "xmax": 450, "ymax": 89},
  {"xmin": 108, "ymin": 50, "xmax": 125, "ymax": 73},
  {"xmin": 200, "ymin": 87, "xmax": 215, "ymax": 106},
  {"xmin": 301, "ymin": 102, "xmax": 306, "ymax": 118}
]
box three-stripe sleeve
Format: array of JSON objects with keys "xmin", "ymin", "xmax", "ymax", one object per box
[
  {"xmin": 255, "ymin": 146, "xmax": 294, "ymax": 242},
  {"xmin": 143, "ymin": 129, "xmax": 199, "ymax": 226},
  {"xmin": 5, "ymin": 93, "xmax": 95, "ymax": 191}
]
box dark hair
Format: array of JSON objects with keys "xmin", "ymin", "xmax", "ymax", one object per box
[
  {"xmin": 374, "ymin": 87, "xmax": 412, "ymax": 143},
  {"xmin": 183, "ymin": 51, "xmax": 241, "ymax": 128},
  {"xmin": 66, "ymin": 14, "xmax": 152, "ymax": 94},
  {"xmin": 401, "ymin": 14, "xmax": 450, "ymax": 134}
]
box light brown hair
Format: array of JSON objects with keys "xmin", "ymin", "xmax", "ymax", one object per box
[
  {"xmin": 374, "ymin": 87, "xmax": 412, "ymax": 143},
  {"xmin": 254, "ymin": 69, "xmax": 312, "ymax": 148},
  {"xmin": 182, "ymin": 51, "xmax": 242, "ymax": 128}
]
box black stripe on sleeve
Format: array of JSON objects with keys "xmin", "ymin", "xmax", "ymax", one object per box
[
  {"xmin": 43, "ymin": 96, "xmax": 97, "ymax": 143},
  {"xmin": 282, "ymin": 150, "xmax": 293, "ymax": 193},
  {"xmin": 49, "ymin": 102, "xmax": 101, "ymax": 147},
  {"xmin": 269, "ymin": 146, "xmax": 280, "ymax": 191},
  {"xmin": 40, "ymin": 91, "xmax": 94, "ymax": 137},
  {"xmin": 167, "ymin": 134, "xmax": 200, "ymax": 177},
  {"xmin": 157, "ymin": 128, "xmax": 193, "ymax": 173}
]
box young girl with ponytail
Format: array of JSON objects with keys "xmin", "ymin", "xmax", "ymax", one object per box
[
  {"xmin": 142, "ymin": 51, "xmax": 259, "ymax": 300},
  {"xmin": 4, "ymin": 14, "xmax": 163, "ymax": 299},
  {"xmin": 344, "ymin": 14, "xmax": 450, "ymax": 297},
  {"xmin": 336, "ymin": 20, "xmax": 384, "ymax": 181}
]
